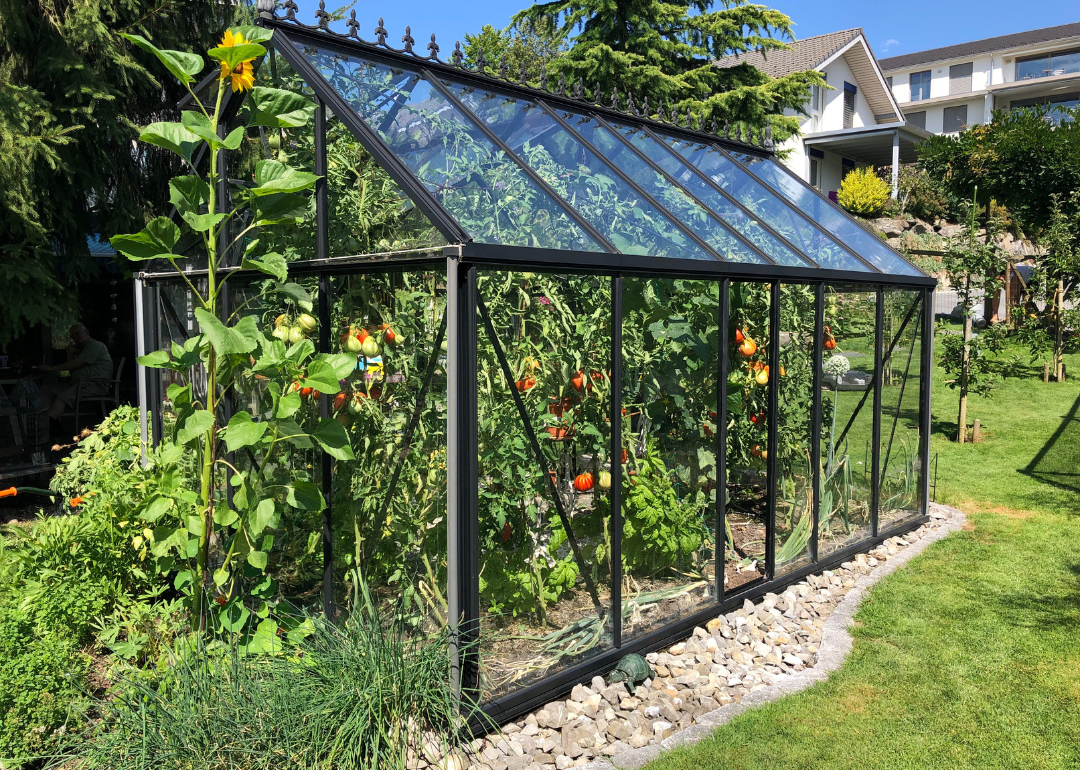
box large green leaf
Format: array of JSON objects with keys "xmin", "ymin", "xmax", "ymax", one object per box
[
  {"xmin": 194, "ymin": 309, "xmax": 260, "ymax": 356},
  {"xmin": 221, "ymin": 411, "xmax": 268, "ymax": 452},
  {"xmin": 252, "ymin": 160, "xmax": 319, "ymax": 196},
  {"xmin": 120, "ymin": 33, "xmax": 204, "ymax": 85},
  {"xmin": 271, "ymin": 281, "xmax": 313, "ymax": 311},
  {"xmin": 240, "ymin": 252, "xmax": 288, "ymax": 282},
  {"xmin": 228, "ymin": 26, "xmax": 274, "ymax": 45},
  {"xmin": 312, "ymin": 418, "xmax": 355, "ymax": 461},
  {"xmin": 111, "ymin": 217, "xmax": 181, "ymax": 261},
  {"xmin": 249, "ymin": 498, "xmax": 279, "ymax": 538},
  {"xmin": 176, "ymin": 409, "xmax": 215, "ymax": 445},
  {"xmin": 139, "ymin": 122, "xmax": 202, "ymax": 164},
  {"xmin": 301, "ymin": 360, "xmax": 342, "ymax": 394},
  {"xmin": 249, "ymin": 86, "xmax": 316, "ymax": 128},
  {"xmin": 150, "ymin": 525, "xmax": 188, "ymax": 557},
  {"xmin": 209, "ymin": 42, "xmax": 266, "ymax": 69},
  {"xmin": 319, "ymin": 353, "xmax": 360, "ymax": 380},
  {"xmin": 286, "ymin": 480, "xmax": 324, "ymax": 511},
  {"xmin": 137, "ymin": 350, "xmax": 173, "ymax": 369},
  {"xmin": 252, "ymin": 193, "xmax": 308, "ymax": 226},
  {"xmin": 169, "ymin": 176, "xmax": 210, "ymax": 217}
]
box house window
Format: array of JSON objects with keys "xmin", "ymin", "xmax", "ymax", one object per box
[
  {"xmin": 810, "ymin": 84, "xmax": 824, "ymax": 131},
  {"xmin": 1011, "ymin": 93, "xmax": 1080, "ymax": 123},
  {"xmin": 949, "ymin": 62, "xmax": 973, "ymax": 95},
  {"xmin": 1016, "ymin": 46, "xmax": 1080, "ymax": 81},
  {"xmin": 843, "ymin": 82, "xmax": 857, "ymax": 129},
  {"xmin": 943, "ymin": 104, "xmax": 968, "ymax": 133},
  {"xmin": 910, "ymin": 70, "xmax": 931, "ymax": 101},
  {"xmin": 810, "ymin": 158, "xmax": 820, "ymax": 188},
  {"xmin": 907, "ymin": 110, "xmax": 927, "ymax": 130},
  {"xmin": 841, "ymin": 157, "xmax": 855, "ymax": 179}
]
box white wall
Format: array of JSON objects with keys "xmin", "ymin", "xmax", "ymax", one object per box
[{"xmin": 819, "ymin": 55, "xmax": 877, "ymax": 131}]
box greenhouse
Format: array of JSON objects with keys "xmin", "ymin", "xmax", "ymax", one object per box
[{"xmin": 134, "ymin": 6, "xmax": 935, "ymax": 724}]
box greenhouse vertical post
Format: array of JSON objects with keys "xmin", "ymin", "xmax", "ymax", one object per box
[
  {"xmin": 716, "ymin": 279, "xmax": 730, "ymax": 599},
  {"xmin": 610, "ymin": 275, "xmax": 623, "ymax": 648},
  {"xmin": 920, "ymin": 287, "xmax": 934, "ymax": 515},
  {"xmin": 135, "ymin": 276, "xmax": 149, "ymax": 465},
  {"xmin": 871, "ymin": 287, "xmax": 884, "ymax": 537},
  {"xmin": 810, "ymin": 283, "xmax": 825, "ymax": 563},
  {"xmin": 314, "ymin": 97, "xmax": 334, "ymax": 619},
  {"xmin": 766, "ymin": 282, "xmax": 780, "ymax": 579},
  {"xmin": 445, "ymin": 252, "xmax": 462, "ymax": 697}
]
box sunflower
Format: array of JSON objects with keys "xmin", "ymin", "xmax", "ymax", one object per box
[{"xmin": 217, "ymin": 30, "xmax": 256, "ymax": 92}]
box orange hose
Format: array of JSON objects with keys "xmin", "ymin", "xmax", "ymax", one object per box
[{"xmin": 0, "ymin": 487, "xmax": 16, "ymax": 499}]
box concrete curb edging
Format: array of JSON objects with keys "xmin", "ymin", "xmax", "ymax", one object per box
[{"xmin": 575, "ymin": 503, "xmax": 968, "ymax": 770}]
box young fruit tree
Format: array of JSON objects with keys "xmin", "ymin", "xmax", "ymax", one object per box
[
  {"xmin": 939, "ymin": 190, "xmax": 1007, "ymax": 443},
  {"xmin": 110, "ymin": 27, "xmax": 356, "ymax": 632}
]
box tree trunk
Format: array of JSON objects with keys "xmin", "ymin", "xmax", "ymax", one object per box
[{"xmin": 1054, "ymin": 278, "xmax": 1065, "ymax": 380}]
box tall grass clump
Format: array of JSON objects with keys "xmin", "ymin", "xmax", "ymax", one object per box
[{"xmin": 66, "ymin": 583, "xmax": 480, "ymax": 770}]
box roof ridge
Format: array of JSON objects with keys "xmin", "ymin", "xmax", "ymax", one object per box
[
  {"xmin": 879, "ymin": 21, "xmax": 1080, "ymax": 69},
  {"xmin": 261, "ymin": 0, "xmax": 777, "ymax": 152}
]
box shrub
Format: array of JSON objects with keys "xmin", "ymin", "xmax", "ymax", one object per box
[
  {"xmin": 837, "ymin": 167, "xmax": 891, "ymax": 217},
  {"xmin": 0, "ymin": 603, "xmax": 88, "ymax": 769},
  {"xmin": 67, "ymin": 588, "xmax": 484, "ymax": 770}
]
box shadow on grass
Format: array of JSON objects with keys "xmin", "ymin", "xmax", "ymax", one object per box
[{"xmin": 1021, "ymin": 390, "xmax": 1080, "ymax": 498}]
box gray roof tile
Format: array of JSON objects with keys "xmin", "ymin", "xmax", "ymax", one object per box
[
  {"xmin": 879, "ymin": 22, "xmax": 1080, "ymax": 71},
  {"xmin": 714, "ymin": 29, "xmax": 861, "ymax": 77}
]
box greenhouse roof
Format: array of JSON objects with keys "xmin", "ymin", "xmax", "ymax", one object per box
[{"xmin": 258, "ymin": 7, "xmax": 930, "ymax": 284}]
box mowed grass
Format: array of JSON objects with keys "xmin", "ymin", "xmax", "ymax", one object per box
[{"xmin": 648, "ymin": 339, "xmax": 1080, "ymax": 770}]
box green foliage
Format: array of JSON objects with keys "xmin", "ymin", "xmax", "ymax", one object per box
[
  {"xmin": 0, "ymin": 603, "xmax": 88, "ymax": 769},
  {"xmin": 837, "ymin": 167, "xmax": 891, "ymax": 217},
  {"xmin": 511, "ymin": 0, "xmax": 824, "ymax": 141},
  {"xmin": 0, "ymin": 0, "xmax": 234, "ymax": 344},
  {"xmin": 463, "ymin": 17, "xmax": 566, "ymax": 82},
  {"xmin": 894, "ymin": 164, "xmax": 952, "ymax": 221},
  {"xmin": 68, "ymin": 586, "xmax": 481, "ymax": 770}
]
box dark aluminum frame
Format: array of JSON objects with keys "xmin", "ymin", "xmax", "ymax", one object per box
[{"xmin": 132, "ymin": 5, "xmax": 937, "ymax": 729}]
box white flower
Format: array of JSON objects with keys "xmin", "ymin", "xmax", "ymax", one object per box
[{"xmin": 824, "ymin": 354, "xmax": 851, "ymax": 378}]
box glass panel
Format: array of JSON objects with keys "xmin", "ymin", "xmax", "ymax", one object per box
[
  {"xmin": 731, "ymin": 154, "xmax": 922, "ymax": 276},
  {"xmin": 609, "ymin": 122, "xmax": 810, "ymax": 266},
  {"xmin": 477, "ymin": 270, "xmax": 612, "ymax": 700},
  {"xmin": 878, "ymin": 290, "xmax": 924, "ymax": 530},
  {"xmin": 449, "ymin": 82, "xmax": 715, "ymax": 261},
  {"xmin": 1017, "ymin": 55, "xmax": 1050, "ymax": 81},
  {"xmin": 567, "ymin": 116, "xmax": 764, "ymax": 263},
  {"xmin": 621, "ymin": 277, "xmax": 719, "ymax": 640},
  {"xmin": 155, "ymin": 280, "xmax": 203, "ymax": 439},
  {"xmin": 818, "ymin": 287, "xmax": 876, "ymax": 557},
  {"xmin": 775, "ymin": 284, "xmax": 815, "ymax": 576},
  {"xmin": 297, "ymin": 43, "xmax": 603, "ymax": 252},
  {"xmin": 327, "ymin": 269, "xmax": 448, "ymax": 632},
  {"xmin": 667, "ymin": 138, "xmax": 869, "ymax": 272},
  {"xmin": 723, "ymin": 281, "xmax": 770, "ymax": 593}
]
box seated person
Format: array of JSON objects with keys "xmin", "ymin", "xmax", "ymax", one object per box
[{"xmin": 40, "ymin": 324, "xmax": 114, "ymax": 420}]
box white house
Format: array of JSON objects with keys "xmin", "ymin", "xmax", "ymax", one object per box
[
  {"xmin": 716, "ymin": 29, "xmax": 929, "ymax": 201},
  {"xmin": 879, "ymin": 21, "xmax": 1080, "ymax": 135}
]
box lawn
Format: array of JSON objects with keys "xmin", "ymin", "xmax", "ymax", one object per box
[{"xmin": 647, "ymin": 337, "xmax": 1080, "ymax": 770}]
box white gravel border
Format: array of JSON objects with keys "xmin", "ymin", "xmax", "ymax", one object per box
[{"xmin": 574, "ymin": 502, "xmax": 968, "ymax": 770}]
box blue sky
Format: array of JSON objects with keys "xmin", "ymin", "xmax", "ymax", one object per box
[{"xmin": 292, "ymin": 0, "xmax": 1075, "ymax": 61}]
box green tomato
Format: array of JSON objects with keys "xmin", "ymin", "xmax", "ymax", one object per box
[
  {"xmin": 346, "ymin": 335, "xmax": 363, "ymax": 354},
  {"xmin": 288, "ymin": 326, "xmax": 303, "ymax": 344},
  {"xmin": 272, "ymin": 325, "xmax": 289, "ymax": 341},
  {"xmin": 361, "ymin": 337, "xmax": 380, "ymax": 357},
  {"xmin": 297, "ymin": 313, "xmax": 318, "ymax": 332}
]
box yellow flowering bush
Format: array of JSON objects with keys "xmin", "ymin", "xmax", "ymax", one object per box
[{"xmin": 837, "ymin": 166, "xmax": 891, "ymax": 217}]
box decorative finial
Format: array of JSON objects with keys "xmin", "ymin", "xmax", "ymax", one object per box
[
  {"xmin": 710, "ymin": 118, "xmax": 718, "ymax": 135},
  {"xmin": 316, "ymin": 0, "xmax": 329, "ymax": 29},
  {"xmin": 764, "ymin": 117, "xmax": 773, "ymax": 150},
  {"xmin": 452, "ymin": 41, "xmax": 464, "ymax": 67},
  {"xmin": 375, "ymin": 18, "xmax": 388, "ymax": 46},
  {"xmin": 428, "ymin": 33, "xmax": 439, "ymax": 59},
  {"xmin": 499, "ymin": 57, "xmax": 509, "ymax": 79},
  {"xmin": 625, "ymin": 92, "xmax": 635, "ymax": 114},
  {"xmin": 724, "ymin": 119, "xmax": 730, "ymax": 139},
  {"xmin": 657, "ymin": 102, "xmax": 667, "ymax": 122},
  {"xmin": 593, "ymin": 81, "xmax": 602, "ymax": 104},
  {"xmin": 476, "ymin": 49, "xmax": 487, "ymax": 74},
  {"xmin": 518, "ymin": 61, "xmax": 528, "ymax": 83},
  {"xmin": 573, "ymin": 78, "xmax": 584, "ymax": 100},
  {"xmin": 347, "ymin": 10, "xmax": 360, "ymax": 37},
  {"xmin": 557, "ymin": 73, "xmax": 567, "ymax": 95},
  {"xmin": 256, "ymin": 0, "xmax": 276, "ymax": 19},
  {"xmin": 610, "ymin": 91, "xmax": 619, "ymax": 110},
  {"xmin": 539, "ymin": 70, "xmax": 548, "ymax": 91},
  {"xmin": 402, "ymin": 26, "xmax": 415, "ymax": 53},
  {"xmin": 642, "ymin": 96, "xmax": 649, "ymax": 118},
  {"xmin": 735, "ymin": 124, "xmax": 742, "ymax": 142},
  {"xmin": 283, "ymin": 0, "xmax": 298, "ymax": 19}
]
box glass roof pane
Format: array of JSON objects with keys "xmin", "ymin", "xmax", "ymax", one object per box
[
  {"xmin": 448, "ymin": 82, "xmax": 714, "ymax": 260},
  {"xmin": 296, "ymin": 43, "xmax": 604, "ymax": 252},
  {"xmin": 611, "ymin": 123, "xmax": 812, "ymax": 268},
  {"xmin": 564, "ymin": 115, "xmax": 768, "ymax": 264},
  {"xmin": 666, "ymin": 139, "xmax": 871, "ymax": 273},
  {"xmin": 730, "ymin": 153, "xmax": 922, "ymax": 276}
]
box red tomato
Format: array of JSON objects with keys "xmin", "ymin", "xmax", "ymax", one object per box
[
  {"xmin": 739, "ymin": 338, "xmax": 757, "ymax": 357},
  {"xmin": 703, "ymin": 423, "xmax": 713, "ymax": 437},
  {"xmin": 621, "ymin": 449, "xmax": 628, "ymax": 464},
  {"xmin": 357, "ymin": 328, "xmax": 369, "ymax": 344},
  {"xmin": 300, "ymin": 387, "xmax": 313, "ymax": 398},
  {"xmin": 516, "ymin": 377, "xmax": 536, "ymax": 392},
  {"xmin": 571, "ymin": 371, "xmax": 585, "ymax": 392},
  {"xmin": 824, "ymin": 338, "xmax": 837, "ymax": 350},
  {"xmin": 333, "ymin": 392, "xmax": 347, "ymax": 411},
  {"xmin": 500, "ymin": 522, "xmax": 511, "ymax": 543},
  {"xmin": 735, "ymin": 328, "xmax": 745, "ymax": 343},
  {"xmin": 573, "ymin": 472, "xmax": 594, "ymax": 492}
]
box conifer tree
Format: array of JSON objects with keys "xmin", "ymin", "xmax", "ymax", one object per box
[
  {"xmin": 0, "ymin": 0, "xmax": 234, "ymax": 344},
  {"xmin": 511, "ymin": 0, "xmax": 822, "ymax": 140}
]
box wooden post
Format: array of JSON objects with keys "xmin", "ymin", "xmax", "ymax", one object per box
[
  {"xmin": 1044, "ymin": 362, "xmax": 1051, "ymax": 383},
  {"xmin": 972, "ymin": 418, "xmax": 981, "ymax": 444}
]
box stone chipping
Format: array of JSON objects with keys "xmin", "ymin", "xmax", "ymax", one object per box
[{"xmin": 432, "ymin": 504, "xmax": 966, "ymax": 770}]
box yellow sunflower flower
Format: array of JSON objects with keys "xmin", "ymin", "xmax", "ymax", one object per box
[{"xmin": 217, "ymin": 30, "xmax": 256, "ymax": 92}]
